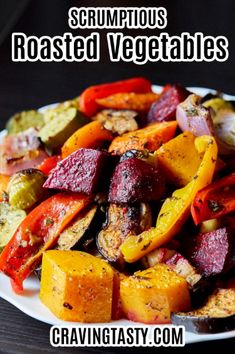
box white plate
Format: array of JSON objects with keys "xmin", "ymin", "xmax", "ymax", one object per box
[{"xmin": 0, "ymin": 86, "xmax": 235, "ymax": 344}]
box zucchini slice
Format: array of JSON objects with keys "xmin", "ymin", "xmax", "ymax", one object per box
[
  {"xmin": 38, "ymin": 107, "xmax": 88, "ymax": 150},
  {"xmin": 6, "ymin": 110, "xmax": 44, "ymax": 135},
  {"xmin": 0, "ymin": 203, "xmax": 26, "ymax": 252}
]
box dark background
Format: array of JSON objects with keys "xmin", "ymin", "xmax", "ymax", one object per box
[
  {"xmin": 0, "ymin": 0, "xmax": 235, "ymax": 129},
  {"xmin": 0, "ymin": 0, "xmax": 234, "ymax": 353}
]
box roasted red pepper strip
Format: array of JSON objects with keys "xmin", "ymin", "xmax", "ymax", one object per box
[
  {"xmin": 0, "ymin": 193, "xmax": 91, "ymax": 292},
  {"xmin": 191, "ymin": 173, "xmax": 235, "ymax": 225},
  {"xmin": 37, "ymin": 155, "xmax": 61, "ymax": 175},
  {"xmin": 79, "ymin": 77, "xmax": 152, "ymax": 117}
]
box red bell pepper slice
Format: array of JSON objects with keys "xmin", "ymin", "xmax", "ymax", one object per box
[
  {"xmin": 79, "ymin": 77, "xmax": 152, "ymax": 117},
  {"xmin": 191, "ymin": 173, "xmax": 235, "ymax": 225},
  {"xmin": 37, "ymin": 155, "xmax": 61, "ymax": 175},
  {"xmin": 0, "ymin": 193, "xmax": 91, "ymax": 293}
]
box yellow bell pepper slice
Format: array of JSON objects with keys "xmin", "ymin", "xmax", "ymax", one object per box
[
  {"xmin": 156, "ymin": 131, "xmax": 202, "ymax": 186},
  {"xmin": 120, "ymin": 135, "xmax": 218, "ymax": 263}
]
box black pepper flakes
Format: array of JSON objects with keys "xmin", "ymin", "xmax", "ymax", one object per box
[
  {"xmin": 207, "ymin": 200, "xmax": 224, "ymax": 213},
  {"xmin": 141, "ymin": 241, "xmax": 151, "ymax": 251},
  {"xmin": 63, "ymin": 302, "xmax": 73, "ymax": 310}
]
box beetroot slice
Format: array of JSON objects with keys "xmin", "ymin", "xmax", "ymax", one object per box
[
  {"xmin": 191, "ymin": 227, "xmax": 235, "ymax": 277},
  {"xmin": 147, "ymin": 85, "xmax": 190, "ymax": 123},
  {"xmin": 108, "ymin": 157, "xmax": 165, "ymax": 203},
  {"xmin": 43, "ymin": 148, "xmax": 111, "ymax": 194}
]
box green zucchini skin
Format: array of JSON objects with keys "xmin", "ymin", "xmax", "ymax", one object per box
[
  {"xmin": 171, "ymin": 312, "xmax": 235, "ymax": 334},
  {"xmin": 6, "ymin": 110, "xmax": 44, "ymax": 135}
]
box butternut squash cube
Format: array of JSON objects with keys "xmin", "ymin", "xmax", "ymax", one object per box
[
  {"xmin": 120, "ymin": 263, "xmax": 191, "ymax": 324},
  {"xmin": 40, "ymin": 250, "xmax": 114, "ymax": 322}
]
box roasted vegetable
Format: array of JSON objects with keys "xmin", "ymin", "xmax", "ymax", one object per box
[
  {"xmin": 200, "ymin": 92, "xmax": 221, "ymax": 104},
  {"xmin": 141, "ymin": 248, "xmax": 176, "ymax": 268},
  {"xmin": 96, "ymin": 92, "xmax": 159, "ymax": 112},
  {"xmin": 97, "ymin": 203, "xmax": 152, "ymax": 264},
  {"xmin": 0, "ymin": 128, "xmax": 48, "ymax": 176},
  {"xmin": 191, "ymin": 227, "xmax": 235, "ymax": 277},
  {"xmin": 203, "ymin": 98, "xmax": 235, "ymax": 153},
  {"xmin": 156, "ymin": 132, "xmax": 202, "ymax": 187},
  {"xmin": 142, "ymin": 247, "xmax": 202, "ymax": 289},
  {"xmin": 166, "ymin": 252, "xmax": 212, "ymax": 308},
  {"xmin": 108, "ymin": 121, "xmax": 177, "ymax": 155},
  {"xmin": 79, "ymin": 77, "xmax": 152, "ymax": 117},
  {"xmin": 213, "ymin": 110, "xmax": 235, "ymax": 153},
  {"xmin": 108, "ymin": 158, "xmax": 165, "ymax": 203},
  {"xmin": 6, "ymin": 110, "xmax": 44, "ymax": 135},
  {"xmin": 61, "ymin": 121, "xmax": 113, "ymax": 158},
  {"xmin": 0, "ymin": 203, "xmax": 26, "ymax": 252},
  {"xmin": 119, "ymin": 149, "xmax": 149, "ymax": 163},
  {"xmin": 203, "ymin": 97, "xmax": 234, "ymax": 113},
  {"xmin": 121, "ymin": 136, "xmax": 218, "ymax": 262},
  {"xmin": 56, "ymin": 204, "xmax": 101, "ymax": 250},
  {"xmin": 191, "ymin": 173, "xmax": 235, "ymax": 225},
  {"xmin": 120, "ymin": 264, "xmax": 191, "ymax": 324},
  {"xmin": 147, "ymin": 85, "xmax": 189, "ymax": 123},
  {"xmin": 0, "ymin": 193, "xmax": 91, "ymax": 292},
  {"xmin": 7, "ymin": 169, "xmax": 47, "ymax": 210},
  {"xmin": 40, "ymin": 250, "xmax": 114, "ymax": 322},
  {"xmin": 112, "ymin": 271, "xmax": 127, "ymax": 320},
  {"xmin": 0, "ymin": 175, "xmax": 10, "ymax": 201},
  {"xmin": 176, "ymin": 94, "xmax": 214, "ymax": 136},
  {"xmin": 44, "ymin": 148, "xmax": 113, "ymax": 194},
  {"xmin": 38, "ymin": 107, "xmax": 88, "ymax": 150},
  {"xmin": 37, "ymin": 155, "xmax": 61, "ymax": 175},
  {"xmin": 199, "ymin": 219, "xmax": 222, "ymax": 234},
  {"xmin": 166, "ymin": 252, "xmax": 202, "ymax": 288},
  {"xmin": 93, "ymin": 109, "xmax": 138, "ymax": 135},
  {"xmin": 171, "ymin": 288, "xmax": 235, "ymax": 333},
  {"xmin": 43, "ymin": 98, "xmax": 80, "ymax": 123}
]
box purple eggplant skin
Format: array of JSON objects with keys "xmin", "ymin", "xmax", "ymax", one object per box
[
  {"xmin": 171, "ymin": 312, "xmax": 235, "ymax": 334},
  {"xmin": 171, "ymin": 287, "xmax": 235, "ymax": 334},
  {"xmin": 108, "ymin": 158, "xmax": 165, "ymax": 204},
  {"xmin": 43, "ymin": 148, "xmax": 115, "ymax": 194},
  {"xmin": 190, "ymin": 278, "xmax": 215, "ymax": 309}
]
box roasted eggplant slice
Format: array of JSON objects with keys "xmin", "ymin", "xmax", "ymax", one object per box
[
  {"xmin": 171, "ymin": 288, "xmax": 235, "ymax": 333},
  {"xmin": 97, "ymin": 203, "xmax": 152, "ymax": 265},
  {"xmin": 56, "ymin": 204, "xmax": 102, "ymax": 250}
]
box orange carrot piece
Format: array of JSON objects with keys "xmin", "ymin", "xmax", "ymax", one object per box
[
  {"xmin": 108, "ymin": 121, "xmax": 177, "ymax": 155},
  {"xmin": 62, "ymin": 121, "xmax": 113, "ymax": 158},
  {"xmin": 96, "ymin": 92, "xmax": 159, "ymax": 112}
]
